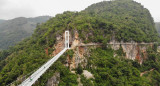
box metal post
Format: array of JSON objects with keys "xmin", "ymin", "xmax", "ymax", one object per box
[{"xmin": 65, "ymin": 31, "xmax": 69, "ymax": 49}]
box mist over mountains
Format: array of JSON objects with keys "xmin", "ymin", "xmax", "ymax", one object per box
[
  {"xmin": 0, "ymin": 19, "xmax": 6, "ymax": 24},
  {"xmin": 155, "ymin": 22, "xmax": 160, "ymax": 35},
  {"xmin": 0, "ymin": 16, "xmax": 51, "ymax": 50}
]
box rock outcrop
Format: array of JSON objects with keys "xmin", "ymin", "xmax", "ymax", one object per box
[
  {"xmin": 69, "ymin": 31, "xmax": 88, "ymax": 69},
  {"xmin": 46, "ymin": 72, "xmax": 60, "ymax": 86},
  {"xmin": 110, "ymin": 40, "xmax": 151, "ymax": 64},
  {"xmin": 53, "ymin": 31, "xmax": 152, "ymax": 69},
  {"xmin": 82, "ymin": 70, "xmax": 94, "ymax": 79}
]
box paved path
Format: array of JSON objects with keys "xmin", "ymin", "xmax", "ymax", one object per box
[
  {"xmin": 140, "ymin": 68, "xmax": 155, "ymax": 76},
  {"xmin": 77, "ymin": 42, "xmax": 156, "ymax": 46}
]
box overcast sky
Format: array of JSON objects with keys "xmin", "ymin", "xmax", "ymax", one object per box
[{"xmin": 0, "ymin": 0, "xmax": 160, "ymax": 22}]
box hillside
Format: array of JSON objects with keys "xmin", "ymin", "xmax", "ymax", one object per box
[
  {"xmin": 0, "ymin": 16, "xmax": 51, "ymax": 50},
  {"xmin": 155, "ymin": 22, "xmax": 160, "ymax": 34},
  {"xmin": 0, "ymin": 19, "xmax": 6, "ymax": 24},
  {"xmin": 0, "ymin": 0, "xmax": 160, "ymax": 86},
  {"xmin": 84, "ymin": 0, "xmax": 158, "ymax": 42}
]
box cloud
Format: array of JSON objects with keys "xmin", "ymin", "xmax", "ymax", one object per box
[
  {"xmin": 0, "ymin": 0, "xmax": 106, "ymax": 19},
  {"xmin": 0, "ymin": 0, "xmax": 7, "ymax": 6},
  {"xmin": 0, "ymin": 0, "xmax": 160, "ymax": 22},
  {"xmin": 0, "ymin": 8, "xmax": 35, "ymax": 20},
  {"xmin": 0, "ymin": 0, "xmax": 35, "ymax": 20},
  {"xmin": 0, "ymin": 0, "xmax": 8, "ymax": 10},
  {"xmin": 134, "ymin": 0, "xmax": 160, "ymax": 22}
]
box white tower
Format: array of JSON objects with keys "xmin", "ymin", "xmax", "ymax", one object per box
[{"xmin": 65, "ymin": 31, "xmax": 69, "ymax": 49}]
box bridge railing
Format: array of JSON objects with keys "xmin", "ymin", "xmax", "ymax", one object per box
[{"xmin": 19, "ymin": 48, "xmax": 68, "ymax": 86}]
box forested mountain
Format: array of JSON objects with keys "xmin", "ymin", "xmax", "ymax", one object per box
[
  {"xmin": 155, "ymin": 22, "xmax": 160, "ymax": 34},
  {"xmin": 84, "ymin": 0, "xmax": 158, "ymax": 42},
  {"xmin": 0, "ymin": 19, "xmax": 6, "ymax": 24},
  {"xmin": 0, "ymin": 16, "xmax": 51, "ymax": 50},
  {"xmin": 0, "ymin": 0, "xmax": 160, "ymax": 86}
]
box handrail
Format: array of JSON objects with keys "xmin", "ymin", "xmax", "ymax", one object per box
[{"xmin": 19, "ymin": 48, "xmax": 68, "ymax": 86}]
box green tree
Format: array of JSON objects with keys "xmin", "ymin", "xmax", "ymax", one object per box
[{"xmin": 76, "ymin": 64, "xmax": 83, "ymax": 75}]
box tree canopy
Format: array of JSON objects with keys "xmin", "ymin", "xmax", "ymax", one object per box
[{"xmin": 0, "ymin": 0, "xmax": 159, "ymax": 86}]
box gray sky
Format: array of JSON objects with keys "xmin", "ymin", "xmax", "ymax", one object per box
[{"xmin": 0, "ymin": 0, "xmax": 160, "ymax": 22}]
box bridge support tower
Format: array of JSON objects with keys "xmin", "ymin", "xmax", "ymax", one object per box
[{"xmin": 65, "ymin": 31, "xmax": 69, "ymax": 49}]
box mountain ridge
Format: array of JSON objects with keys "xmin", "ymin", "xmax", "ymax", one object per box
[
  {"xmin": 155, "ymin": 22, "xmax": 160, "ymax": 35},
  {"xmin": 0, "ymin": 0, "xmax": 160, "ymax": 86},
  {"xmin": 0, "ymin": 16, "xmax": 51, "ymax": 50},
  {"xmin": 0, "ymin": 19, "xmax": 6, "ymax": 24}
]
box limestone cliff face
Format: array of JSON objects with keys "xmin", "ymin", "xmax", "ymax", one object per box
[
  {"xmin": 51, "ymin": 31, "xmax": 152, "ymax": 69},
  {"xmin": 110, "ymin": 40, "xmax": 151, "ymax": 64},
  {"xmin": 68, "ymin": 31, "xmax": 89, "ymax": 70},
  {"xmin": 50, "ymin": 31, "xmax": 153, "ymax": 69},
  {"xmin": 50, "ymin": 31, "xmax": 73, "ymax": 56},
  {"xmin": 46, "ymin": 31, "xmax": 153, "ymax": 85},
  {"xmin": 70, "ymin": 46, "xmax": 88, "ymax": 69},
  {"xmin": 47, "ymin": 31, "xmax": 88, "ymax": 70}
]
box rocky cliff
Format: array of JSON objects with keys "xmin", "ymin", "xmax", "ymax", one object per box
[
  {"xmin": 110, "ymin": 41, "xmax": 151, "ymax": 64},
  {"xmin": 0, "ymin": 0, "xmax": 159, "ymax": 85},
  {"xmin": 49, "ymin": 31, "xmax": 152, "ymax": 71}
]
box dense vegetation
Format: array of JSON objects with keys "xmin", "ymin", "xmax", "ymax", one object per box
[
  {"xmin": 32, "ymin": 0, "xmax": 158, "ymax": 46},
  {"xmin": 0, "ymin": 0, "xmax": 159, "ymax": 86},
  {"xmin": 33, "ymin": 50, "xmax": 78, "ymax": 86},
  {"xmin": 0, "ymin": 16, "xmax": 50, "ymax": 50},
  {"xmin": 84, "ymin": 47, "xmax": 160, "ymax": 86},
  {"xmin": 84, "ymin": 0, "xmax": 158, "ymax": 42}
]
